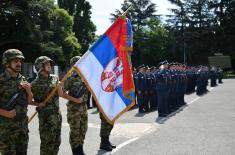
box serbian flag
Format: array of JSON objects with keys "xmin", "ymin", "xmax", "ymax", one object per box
[{"xmin": 73, "ymin": 16, "xmax": 135, "ymax": 124}]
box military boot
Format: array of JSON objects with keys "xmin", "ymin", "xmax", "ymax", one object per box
[
  {"xmin": 72, "ymin": 147, "xmax": 79, "ymax": 155},
  {"xmin": 107, "ymin": 136, "xmax": 116, "ymax": 148},
  {"xmin": 100, "ymin": 137, "xmax": 113, "ymax": 151},
  {"xmin": 72, "ymin": 146, "xmax": 85, "ymax": 155},
  {"xmin": 79, "ymin": 145, "xmax": 85, "ymax": 155}
]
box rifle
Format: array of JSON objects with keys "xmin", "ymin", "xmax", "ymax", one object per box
[
  {"xmin": 68, "ymin": 84, "xmax": 87, "ymax": 98},
  {"xmin": 6, "ymin": 89, "xmax": 24, "ymax": 111},
  {"xmin": 28, "ymin": 68, "xmax": 74, "ymax": 123}
]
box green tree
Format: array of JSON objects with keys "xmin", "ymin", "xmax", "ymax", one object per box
[
  {"xmin": 0, "ymin": 0, "xmax": 46, "ymax": 63},
  {"xmin": 58, "ymin": 0, "xmax": 77, "ymax": 15},
  {"xmin": 0, "ymin": 0, "xmax": 81, "ymax": 69},
  {"xmin": 73, "ymin": 0, "xmax": 96, "ymax": 53},
  {"xmin": 58, "ymin": 0, "xmax": 96, "ymax": 53},
  {"xmin": 111, "ymin": 0, "xmax": 157, "ymax": 66},
  {"xmin": 138, "ymin": 18, "xmax": 174, "ymax": 65},
  {"xmin": 0, "ymin": 0, "xmax": 40, "ymax": 45},
  {"xmin": 167, "ymin": 0, "xmax": 217, "ymax": 65},
  {"xmin": 48, "ymin": 7, "xmax": 81, "ymax": 67},
  {"xmin": 110, "ymin": 0, "xmax": 156, "ymax": 32},
  {"xmin": 211, "ymin": 0, "xmax": 235, "ymax": 69},
  {"xmin": 166, "ymin": 0, "xmax": 187, "ymax": 63}
]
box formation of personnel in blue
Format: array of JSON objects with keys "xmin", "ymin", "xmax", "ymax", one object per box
[{"xmin": 133, "ymin": 60, "xmax": 224, "ymax": 118}]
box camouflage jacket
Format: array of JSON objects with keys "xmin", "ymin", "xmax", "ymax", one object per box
[
  {"xmin": 31, "ymin": 74, "xmax": 60, "ymax": 115},
  {"xmin": 0, "ymin": 70, "xmax": 28, "ymax": 124},
  {"xmin": 64, "ymin": 72, "xmax": 88, "ymax": 109}
]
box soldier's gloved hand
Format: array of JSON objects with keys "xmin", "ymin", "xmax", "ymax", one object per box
[
  {"xmin": 58, "ymin": 81, "xmax": 64, "ymax": 89},
  {"xmin": 75, "ymin": 97, "xmax": 83, "ymax": 104},
  {"xmin": 37, "ymin": 102, "xmax": 46, "ymax": 108},
  {"xmin": 58, "ymin": 81, "xmax": 64, "ymax": 86},
  {"xmin": 20, "ymin": 81, "xmax": 32, "ymax": 94},
  {"xmin": 5, "ymin": 109, "xmax": 16, "ymax": 119},
  {"xmin": 57, "ymin": 81, "xmax": 64, "ymax": 97}
]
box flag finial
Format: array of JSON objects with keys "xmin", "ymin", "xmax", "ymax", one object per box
[{"xmin": 121, "ymin": 5, "xmax": 132, "ymax": 18}]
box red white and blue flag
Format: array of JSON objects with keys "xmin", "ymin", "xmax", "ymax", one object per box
[{"xmin": 73, "ymin": 16, "xmax": 135, "ymax": 124}]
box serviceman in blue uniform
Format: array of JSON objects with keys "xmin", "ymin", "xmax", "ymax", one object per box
[
  {"xmin": 180, "ymin": 65, "xmax": 187, "ymax": 106},
  {"xmin": 196, "ymin": 68, "xmax": 203, "ymax": 95},
  {"xmin": 168, "ymin": 64, "xmax": 175, "ymax": 112},
  {"xmin": 145, "ymin": 66, "xmax": 152, "ymax": 112},
  {"xmin": 210, "ymin": 67, "xmax": 217, "ymax": 87},
  {"xmin": 218, "ymin": 68, "xmax": 223, "ymax": 83},
  {"xmin": 133, "ymin": 67, "xmax": 138, "ymax": 106},
  {"xmin": 136, "ymin": 65, "xmax": 147, "ymax": 113},
  {"xmin": 156, "ymin": 61, "xmax": 169, "ymax": 117},
  {"xmin": 149, "ymin": 66, "xmax": 158, "ymax": 111}
]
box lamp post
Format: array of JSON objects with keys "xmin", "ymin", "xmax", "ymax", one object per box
[
  {"xmin": 183, "ymin": 32, "xmax": 186, "ymax": 64},
  {"xmin": 212, "ymin": 31, "xmax": 215, "ymax": 54}
]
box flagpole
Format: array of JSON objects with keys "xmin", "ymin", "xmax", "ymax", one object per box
[
  {"xmin": 121, "ymin": 5, "xmax": 132, "ymax": 17},
  {"xmin": 28, "ymin": 68, "xmax": 74, "ymax": 123}
]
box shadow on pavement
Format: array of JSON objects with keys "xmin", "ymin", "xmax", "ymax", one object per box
[
  {"xmin": 134, "ymin": 112, "xmax": 146, "ymax": 117},
  {"xmin": 91, "ymin": 109, "xmax": 99, "ymax": 114},
  {"xmin": 156, "ymin": 104, "xmax": 188, "ymax": 124},
  {"xmin": 96, "ymin": 149, "xmax": 111, "ymax": 155},
  {"xmin": 128, "ymin": 104, "xmax": 138, "ymax": 111}
]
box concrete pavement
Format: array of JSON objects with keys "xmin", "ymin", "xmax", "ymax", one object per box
[{"xmin": 27, "ymin": 79, "xmax": 235, "ymax": 155}]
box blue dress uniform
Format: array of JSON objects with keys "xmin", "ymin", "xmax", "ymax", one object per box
[
  {"xmin": 193, "ymin": 69, "xmax": 198, "ymax": 92},
  {"xmin": 201, "ymin": 70, "xmax": 205, "ymax": 93},
  {"xmin": 186, "ymin": 69, "xmax": 196, "ymax": 93},
  {"xmin": 210, "ymin": 67, "xmax": 217, "ymax": 87},
  {"xmin": 145, "ymin": 72, "xmax": 152, "ymax": 112},
  {"xmin": 218, "ymin": 68, "xmax": 223, "ymax": 83},
  {"xmin": 192, "ymin": 69, "xmax": 198, "ymax": 93},
  {"xmin": 185, "ymin": 70, "xmax": 191, "ymax": 94},
  {"xmin": 175, "ymin": 70, "xmax": 182, "ymax": 108},
  {"xmin": 196, "ymin": 67, "xmax": 209, "ymax": 95},
  {"xmin": 133, "ymin": 71, "xmax": 138, "ymax": 105},
  {"xmin": 206, "ymin": 69, "xmax": 210, "ymax": 89},
  {"xmin": 196, "ymin": 69, "xmax": 203, "ymax": 95},
  {"xmin": 156, "ymin": 68, "xmax": 169, "ymax": 117},
  {"xmin": 149, "ymin": 70, "xmax": 158, "ymax": 111},
  {"xmin": 171, "ymin": 69, "xmax": 178, "ymax": 111},
  {"xmin": 203, "ymin": 70, "xmax": 209, "ymax": 92},
  {"xmin": 168, "ymin": 70, "xmax": 174, "ymax": 112},
  {"xmin": 215, "ymin": 69, "xmax": 219, "ymax": 84},
  {"xmin": 136, "ymin": 71, "xmax": 147, "ymax": 113},
  {"xmin": 181, "ymin": 70, "xmax": 187, "ymax": 106}
]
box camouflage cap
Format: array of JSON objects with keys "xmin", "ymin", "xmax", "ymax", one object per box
[
  {"xmin": 34, "ymin": 56, "xmax": 53, "ymax": 71},
  {"xmin": 70, "ymin": 56, "xmax": 81, "ymax": 66},
  {"xmin": 2, "ymin": 49, "xmax": 25, "ymax": 65}
]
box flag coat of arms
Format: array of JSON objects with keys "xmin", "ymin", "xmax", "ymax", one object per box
[{"xmin": 73, "ymin": 16, "xmax": 135, "ymax": 124}]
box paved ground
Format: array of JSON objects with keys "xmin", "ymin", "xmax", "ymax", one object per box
[{"xmin": 27, "ymin": 79, "xmax": 235, "ymax": 155}]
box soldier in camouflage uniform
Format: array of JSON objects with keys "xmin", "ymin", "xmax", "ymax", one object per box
[
  {"xmin": 0, "ymin": 49, "xmax": 33, "ymax": 155},
  {"xmin": 58, "ymin": 56, "xmax": 88, "ymax": 155},
  {"xmin": 31, "ymin": 56, "xmax": 62, "ymax": 155},
  {"xmin": 99, "ymin": 113, "xmax": 116, "ymax": 151}
]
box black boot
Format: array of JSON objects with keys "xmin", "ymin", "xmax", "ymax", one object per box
[
  {"xmin": 107, "ymin": 136, "xmax": 116, "ymax": 148},
  {"xmin": 72, "ymin": 147, "xmax": 79, "ymax": 155},
  {"xmin": 100, "ymin": 137, "xmax": 113, "ymax": 151},
  {"xmin": 80, "ymin": 145, "xmax": 85, "ymax": 155},
  {"xmin": 72, "ymin": 145, "xmax": 85, "ymax": 155}
]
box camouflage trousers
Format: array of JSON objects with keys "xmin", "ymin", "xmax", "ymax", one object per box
[
  {"xmin": 67, "ymin": 102, "xmax": 88, "ymax": 148},
  {"xmin": 99, "ymin": 112, "xmax": 113, "ymax": 137},
  {"xmin": 38, "ymin": 111, "xmax": 62, "ymax": 155},
  {"xmin": 0, "ymin": 120, "xmax": 28, "ymax": 155}
]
